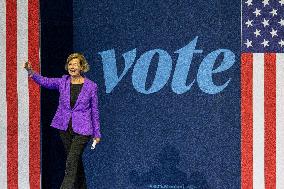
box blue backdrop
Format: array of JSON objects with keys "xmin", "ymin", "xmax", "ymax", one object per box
[{"xmin": 72, "ymin": 0, "xmax": 241, "ymax": 188}]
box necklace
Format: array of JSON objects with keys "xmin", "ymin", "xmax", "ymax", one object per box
[{"xmin": 71, "ymin": 76, "xmax": 84, "ymax": 84}]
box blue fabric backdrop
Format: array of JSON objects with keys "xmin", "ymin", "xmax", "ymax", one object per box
[{"xmin": 72, "ymin": 0, "xmax": 241, "ymax": 188}]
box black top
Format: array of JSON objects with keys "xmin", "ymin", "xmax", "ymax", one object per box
[
  {"xmin": 70, "ymin": 83, "xmax": 83, "ymax": 109},
  {"xmin": 68, "ymin": 83, "xmax": 83, "ymax": 133}
]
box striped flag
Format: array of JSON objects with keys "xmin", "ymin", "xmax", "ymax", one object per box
[
  {"xmin": 0, "ymin": 0, "xmax": 40, "ymax": 188},
  {"xmin": 2, "ymin": 0, "xmax": 284, "ymax": 188},
  {"xmin": 241, "ymin": 0, "xmax": 284, "ymax": 188}
]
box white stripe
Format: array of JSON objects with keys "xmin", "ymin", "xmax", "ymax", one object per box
[
  {"xmin": 241, "ymin": 0, "xmax": 243, "ymax": 47},
  {"xmin": 253, "ymin": 53, "xmax": 265, "ymax": 189},
  {"xmin": 40, "ymin": 174, "xmax": 42, "ymax": 189},
  {"xmin": 276, "ymin": 53, "xmax": 284, "ymax": 189},
  {"xmin": 0, "ymin": 1, "xmax": 7, "ymax": 188},
  {"xmin": 17, "ymin": 0, "xmax": 30, "ymax": 188}
]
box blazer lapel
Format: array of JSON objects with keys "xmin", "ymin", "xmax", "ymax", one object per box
[{"xmin": 66, "ymin": 76, "xmax": 71, "ymax": 110}]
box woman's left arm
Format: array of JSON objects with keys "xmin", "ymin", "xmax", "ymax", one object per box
[{"xmin": 91, "ymin": 83, "xmax": 101, "ymax": 142}]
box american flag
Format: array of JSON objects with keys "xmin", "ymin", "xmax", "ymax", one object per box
[
  {"xmin": 2, "ymin": 0, "xmax": 284, "ymax": 188},
  {"xmin": 0, "ymin": 0, "xmax": 40, "ymax": 188},
  {"xmin": 241, "ymin": 0, "xmax": 284, "ymax": 188}
]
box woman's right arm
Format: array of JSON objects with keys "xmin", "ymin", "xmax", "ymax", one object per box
[{"xmin": 24, "ymin": 62, "xmax": 62, "ymax": 90}]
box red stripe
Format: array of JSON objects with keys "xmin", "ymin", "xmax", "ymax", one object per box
[
  {"xmin": 28, "ymin": 0, "xmax": 40, "ymax": 188},
  {"xmin": 264, "ymin": 53, "xmax": 276, "ymax": 189},
  {"xmin": 6, "ymin": 0, "xmax": 18, "ymax": 188},
  {"xmin": 241, "ymin": 53, "xmax": 253, "ymax": 189}
]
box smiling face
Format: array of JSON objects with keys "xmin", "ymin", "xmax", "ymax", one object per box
[{"xmin": 67, "ymin": 58, "xmax": 82, "ymax": 77}]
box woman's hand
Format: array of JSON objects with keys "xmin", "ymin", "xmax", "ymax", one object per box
[
  {"xmin": 23, "ymin": 61, "xmax": 32, "ymax": 71},
  {"xmin": 23, "ymin": 61, "xmax": 34, "ymax": 77},
  {"xmin": 91, "ymin": 138, "xmax": 100, "ymax": 150},
  {"xmin": 93, "ymin": 138, "xmax": 100, "ymax": 144}
]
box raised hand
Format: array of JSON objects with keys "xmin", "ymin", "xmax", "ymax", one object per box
[
  {"xmin": 23, "ymin": 61, "xmax": 34, "ymax": 77},
  {"xmin": 23, "ymin": 61, "xmax": 32, "ymax": 71}
]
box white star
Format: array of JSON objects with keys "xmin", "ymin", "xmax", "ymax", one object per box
[
  {"xmin": 262, "ymin": 0, "xmax": 270, "ymax": 7},
  {"xmin": 270, "ymin": 28, "xmax": 278, "ymax": 38},
  {"xmin": 261, "ymin": 39, "xmax": 269, "ymax": 47},
  {"xmin": 279, "ymin": 39, "xmax": 284, "ymax": 47},
  {"xmin": 244, "ymin": 39, "xmax": 253, "ymax": 48},
  {"xmin": 262, "ymin": 18, "xmax": 269, "ymax": 27},
  {"xmin": 245, "ymin": 0, "xmax": 253, "ymax": 6},
  {"xmin": 254, "ymin": 29, "xmax": 261, "ymax": 37},
  {"xmin": 253, "ymin": 8, "xmax": 261, "ymax": 17},
  {"xmin": 279, "ymin": 0, "xmax": 284, "ymax": 6},
  {"xmin": 270, "ymin": 9, "xmax": 278, "ymax": 16},
  {"xmin": 279, "ymin": 19, "xmax": 284, "ymax": 26},
  {"xmin": 245, "ymin": 19, "xmax": 253, "ymax": 27}
]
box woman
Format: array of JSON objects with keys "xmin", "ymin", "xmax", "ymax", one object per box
[{"xmin": 24, "ymin": 53, "xmax": 101, "ymax": 189}]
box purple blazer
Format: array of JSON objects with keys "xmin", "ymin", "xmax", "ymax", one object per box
[{"xmin": 30, "ymin": 72, "xmax": 101, "ymax": 138}]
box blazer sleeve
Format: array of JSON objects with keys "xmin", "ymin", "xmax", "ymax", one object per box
[
  {"xmin": 91, "ymin": 83, "xmax": 101, "ymax": 138},
  {"xmin": 29, "ymin": 71, "xmax": 62, "ymax": 90}
]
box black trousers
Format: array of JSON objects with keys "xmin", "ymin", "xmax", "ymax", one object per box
[{"xmin": 59, "ymin": 123, "xmax": 90, "ymax": 189}]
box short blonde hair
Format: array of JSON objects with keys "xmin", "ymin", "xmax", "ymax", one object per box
[{"xmin": 65, "ymin": 53, "xmax": 90, "ymax": 73}]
